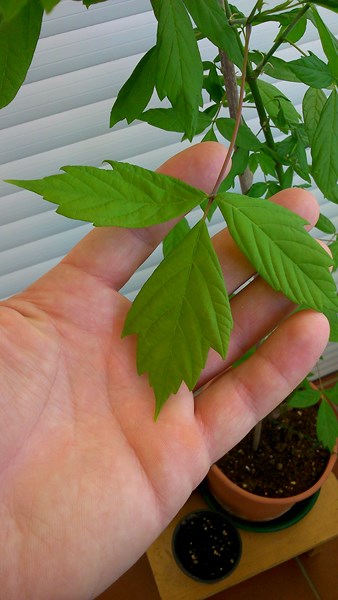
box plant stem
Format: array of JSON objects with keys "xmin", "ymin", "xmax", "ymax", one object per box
[
  {"xmin": 245, "ymin": 67, "xmax": 285, "ymax": 186},
  {"xmin": 223, "ymin": 0, "xmax": 285, "ymax": 187},
  {"xmin": 253, "ymin": 3, "xmax": 311, "ymax": 78},
  {"xmin": 219, "ymin": 51, "xmax": 253, "ymax": 194},
  {"xmin": 252, "ymin": 420, "xmax": 262, "ymax": 452},
  {"xmin": 210, "ymin": 25, "xmax": 252, "ymax": 198}
]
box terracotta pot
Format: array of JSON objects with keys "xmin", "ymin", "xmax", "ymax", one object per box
[{"xmin": 207, "ymin": 448, "xmax": 337, "ymax": 522}]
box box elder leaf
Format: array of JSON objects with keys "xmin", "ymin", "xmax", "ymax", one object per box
[{"xmin": 123, "ymin": 221, "xmax": 233, "ymax": 417}]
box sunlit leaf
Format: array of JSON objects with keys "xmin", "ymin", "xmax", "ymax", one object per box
[
  {"xmin": 312, "ymin": 89, "xmax": 338, "ymax": 203},
  {"xmin": 123, "ymin": 221, "xmax": 233, "ymax": 416},
  {"xmin": 310, "ymin": 7, "xmax": 338, "ymax": 81},
  {"xmin": 139, "ymin": 107, "xmax": 212, "ymax": 135},
  {"xmin": 6, "ymin": 162, "xmax": 205, "ymax": 227},
  {"xmin": 183, "ymin": 0, "xmax": 243, "ymax": 68},
  {"xmin": 163, "ymin": 218, "xmax": 190, "ymax": 257},
  {"xmin": 110, "ymin": 47, "xmax": 157, "ymax": 127},
  {"xmin": 155, "ymin": 0, "xmax": 203, "ymax": 140},
  {"xmin": 0, "ymin": 0, "xmax": 43, "ymax": 109},
  {"xmin": 217, "ymin": 193, "xmax": 338, "ymax": 312}
]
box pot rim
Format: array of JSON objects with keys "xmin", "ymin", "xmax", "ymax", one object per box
[
  {"xmin": 172, "ymin": 509, "xmax": 242, "ymax": 583},
  {"xmin": 209, "ymin": 444, "xmax": 337, "ymax": 506}
]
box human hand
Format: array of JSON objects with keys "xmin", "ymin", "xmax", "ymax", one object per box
[{"xmin": 0, "ymin": 143, "xmax": 329, "ymax": 599}]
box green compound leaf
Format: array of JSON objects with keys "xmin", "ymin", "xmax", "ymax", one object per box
[
  {"xmin": 315, "ymin": 213, "xmax": 336, "ymax": 235},
  {"xmin": 250, "ymin": 53, "xmax": 302, "ymax": 83},
  {"xmin": 317, "ymin": 400, "xmax": 338, "ymax": 451},
  {"xmin": 302, "ymin": 87, "xmax": 327, "ymax": 145},
  {"xmin": 311, "ymin": 89, "xmax": 338, "ymax": 203},
  {"xmin": 163, "ymin": 217, "xmax": 190, "ymax": 257},
  {"xmin": 110, "ymin": 47, "xmax": 157, "ymax": 128},
  {"xmin": 217, "ymin": 193, "xmax": 338, "ymax": 312},
  {"xmin": 330, "ymin": 240, "xmax": 338, "ymax": 270},
  {"xmin": 256, "ymin": 80, "xmax": 301, "ymax": 133},
  {"xmin": 288, "ymin": 53, "xmax": 334, "ymax": 89},
  {"xmin": 123, "ymin": 221, "xmax": 233, "ymax": 416},
  {"xmin": 6, "ymin": 162, "xmax": 205, "ymax": 228},
  {"xmin": 0, "ymin": 0, "xmax": 43, "ymax": 109},
  {"xmin": 216, "ymin": 118, "xmax": 262, "ymax": 151},
  {"xmin": 139, "ymin": 107, "xmax": 212, "ymax": 135},
  {"xmin": 155, "ymin": 0, "xmax": 203, "ymax": 140},
  {"xmin": 183, "ymin": 0, "xmax": 243, "ymax": 68},
  {"xmin": 310, "ymin": 7, "xmax": 338, "ymax": 81}
]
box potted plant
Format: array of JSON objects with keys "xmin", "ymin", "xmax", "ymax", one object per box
[
  {"xmin": 1, "ymin": 3, "xmax": 338, "ymax": 428},
  {"xmin": 207, "ymin": 376, "xmax": 338, "ymax": 521}
]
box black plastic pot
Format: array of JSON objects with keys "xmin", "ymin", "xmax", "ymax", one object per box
[{"xmin": 172, "ymin": 510, "xmax": 242, "ymax": 583}]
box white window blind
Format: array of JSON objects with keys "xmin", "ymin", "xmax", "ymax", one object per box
[{"xmin": 0, "ymin": 0, "xmax": 337, "ymax": 377}]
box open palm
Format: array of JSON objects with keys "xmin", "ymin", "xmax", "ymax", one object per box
[{"xmin": 0, "ymin": 143, "xmax": 329, "ymax": 600}]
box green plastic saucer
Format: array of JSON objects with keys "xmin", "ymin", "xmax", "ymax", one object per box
[{"xmin": 199, "ymin": 480, "xmax": 320, "ymax": 533}]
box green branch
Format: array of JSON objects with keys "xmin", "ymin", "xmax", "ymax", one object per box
[{"xmin": 253, "ymin": 3, "xmax": 311, "ymax": 78}]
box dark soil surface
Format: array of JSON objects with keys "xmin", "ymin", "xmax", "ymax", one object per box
[
  {"xmin": 173, "ymin": 511, "xmax": 241, "ymax": 581},
  {"xmin": 216, "ymin": 406, "xmax": 330, "ymax": 498}
]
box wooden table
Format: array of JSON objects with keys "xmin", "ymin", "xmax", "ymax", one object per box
[{"xmin": 147, "ymin": 474, "xmax": 338, "ymax": 600}]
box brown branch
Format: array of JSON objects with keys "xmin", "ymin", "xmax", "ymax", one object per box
[{"xmin": 219, "ymin": 51, "xmax": 253, "ymax": 194}]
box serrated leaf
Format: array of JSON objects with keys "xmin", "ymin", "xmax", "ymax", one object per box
[
  {"xmin": 6, "ymin": 162, "xmax": 205, "ymax": 227},
  {"xmin": 0, "ymin": 0, "xmax": 43, "ymax": 109},
  {"xmin": 247, "ymin": 182, "xmax": 268, "ymax": 198},
  {"xmin": 329, "ymin": 240, "xmax": 338, "ymax": 270},
  {"xmin": 202, "ymin": 127, "xmax": 218, "ymax": 142},
  {"xmin": 288, "ymin": 53, "xmax": 334, "ymax": 89},
  {"xmin": 302, "ymin": 87, "xmax": 327, "ymax": 145},
  {"xmin": 280, "ymin": 13, "xmax": 307, "ymax": 43},
  {"xmin": 216, "ymin": 118, "xmax": 262, "ymax": 151},
  {"xmin": 317, "ymin": 400, "xmax": 338, "ymax": 451},
  {"xmin": 287, "ymin": 389, "xmax": 321, "ymax": 408},
  {"xmin": 139, "ymin": 107, "xmax": 212, "ymax": 135},
  {"xmin": 312, "ymin": 89, "xmax": 338, "ymax": 203},
  {"xmin": 218, "ymin": 148, "xmax": 249, "ymax": 192},
  {"xmin": 250, "ymin": 52, "xmax": 302, "ymax": 83},
  {"xmin": 123, "ymin": 221, "xmax": 233, "ymax": 416},
  {"xmin": 110, "ymin": 47, "xmax": 156, "ymax": 128},
  {"xmin": 163, "ymin": 218, "xmax": 190, "ymax": 257},
  {"xmin": 155, "ymin": 0, "xmax": 203, "ymax": 140},
  {"xmin": 310, "ymin": 7, "xmax": 338, "ymax": 81},
  {"xmin": 182, "ymin": 0, "xmax": 243, "ymax": 68},
  {"xmin": 256, "ymin": 80, "xmax": 301, "ymax": 133},
  {"xmin": 315, "ymin": 213, "xmax": 336, "ymax": 235},
  {"xmin": 0, "ymin": 0, "xmax": 28, "ymax": 21},
  {"xmin": 217, "ymin": 193, "xmax": 338, "ymax": 312},
  {"xmin": 203, "ymin": 62, "xmax": 224, "ymax": 103}
]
